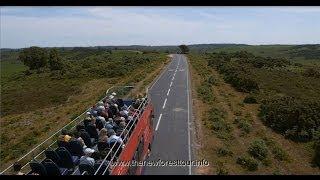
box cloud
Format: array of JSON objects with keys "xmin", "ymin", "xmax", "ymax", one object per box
[{"xmin": 1, "ymin": 7, "xmax": 319, "ymax": 48}]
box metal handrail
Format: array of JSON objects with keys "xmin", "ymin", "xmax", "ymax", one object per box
[
  {"xmin": 102, "ymin": 98, "xmax": 149, "ymax": 175},
  {"xmin": 0, "ymin": 85, "xmax": 127, "ymax": 175},
  {"xmin": 93, "ymin": 90, "xmax": 149, "ymax": 175}
]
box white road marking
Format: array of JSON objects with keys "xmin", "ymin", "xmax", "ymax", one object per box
[
  {"xmin": 167, "ymin": 88, "xmax": 171, "ymax": 96},
  {"xmin": 170, "ymin": 81, "xmax": 173, "ymax": 87},
  {"xmin": 162, "ymin": 98, "xmax": 167, "ymax": 109},
  {"xmin": 155, "ymin": 114, "xmax": 163, "ymax": 131},
  {"xmin": 186, "ymin": 56, "xmax": 192, "ymax": 175},
  {"xmin": 149, "ymin": 60, "xmax": 173, "ymax": 90},
  {"xmin": 171, "ymin": 76, "xmax": 175, "ymax": 81}
]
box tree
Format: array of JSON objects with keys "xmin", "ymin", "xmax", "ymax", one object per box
[
  {"xmin": 48, "ymin": 49, "xmax": 63, "ymax": 71},
  {"xmin": 18, "ymin": 46, "xmax": 48, "ymax": 70},
  {"xmin": 178, "ymin": 45, "xmax": 189, "ymax": 54}
]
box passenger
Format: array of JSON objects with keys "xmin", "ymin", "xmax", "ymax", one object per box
[
  {"xmin": 90, "ymin": 105, "xmax": 97, "ymax": 114},
  {"xmin": 13, "ymin": 162, "xmax": 25, "ymax": 175},
  {"xmin": 107, "ymin": 129, "xmax": 123, "ymax": 145},
  {"xmin": 60, "ymin": 129, "xmax": 72, "ymax": 142},
  {"xmin": 100, "ymin": 109, "xmax": 109, "ymax": 119},
  {"xmin": 117, "ymin": 121, "xmax": 128, "ymax": 138},
  {"xmin": 105, "ymin": 118, "xmax": 114, "ymax": 130},
  {"xmin": 99, "ymin": 128, "xmax": 108, "ymax": 141},
  {"xmin": 126, "ymin": 115, "xmax": 134, "ymax": 124},
  {"xmin": 83, "ymin": 117, "xmax": 92, "ymax": 127},
  {"xmin": 79, "ymin": 148, "xmax": 95, "ymax": 167},
  {"xmin": 74, "ymin": 132, "xmax": 87, "ymax": 149},
  {"xmin": 97, "ymin": 116, "xmax": 107, "ymax": 127}
]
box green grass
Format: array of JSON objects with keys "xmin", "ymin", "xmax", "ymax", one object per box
[
  {"xmin": 1, "ymin": 50, "xmax": 166, "ymax": 116},
  {"xmin": 1, "ymin": 60, "xmax": 27, "ymax": 78}
]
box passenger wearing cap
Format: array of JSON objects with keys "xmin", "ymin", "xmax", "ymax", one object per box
[{"xmin": 79, "ymin": 148, "xmax": 95, "ymax": 167}]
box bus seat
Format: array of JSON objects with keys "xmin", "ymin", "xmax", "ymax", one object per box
[
  {"xmin": 80, "ymin": 130, "xmax": 94, "ymax": 148},
  {"xmin": 79, "ymin": 164, "xmax": 94, "ymax": 175},
  {"xmin": 42, "ymin": 159, "xmax": 62, "ymax": 176},
  {"xmin": 45, "ymin": 149, "xmax": 61, "ymax": 165},
  {"xmin": 94, "ymin": 161, "xmax": 109, "ymax": 175},
  {"xmin": 56, "ymin": 147, "xmax": 79, "ymax": 170},
  {"xmin": 68, "ymin": 139, "xmax": 84, "ymax": 157},
  {"xmin": 29, "ymin": 160, "xmax": 47, "ymax": 176}
]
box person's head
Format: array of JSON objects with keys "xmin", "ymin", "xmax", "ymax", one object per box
[
  {"xmin": 13, "ymin": 162, "xmax": 22, "ymax": 172},
  {"xmin": 99, "ymin": 128, "xmax": 108, "ymax": 137},
  {"xmin": 107, "ymin": 129, "xmax": 116, "ymax": 137},
  {"xmin": 120, "ymin": 117, "xmax": 126, "ymax": 122},
  {"xmin": 108, "ymin": 118, "xmax": 113, "ymax": 123},
  {"xmin": 119, "ymin": 121, "xmax": 126, "ymax": 128},
  {"xmin": 100, "ymin": 135, "xmax": 108, "ymax": 143},
  {"xmin": 84, "ymin": 148, "xmax": 95, "ymax": 157}
]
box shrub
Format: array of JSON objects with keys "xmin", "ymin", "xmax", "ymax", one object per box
[
  {"xmin": 248, "ymin": 139, "xmax": 269, "ymax": 160},
  {"xmin": 197, "ymin": 82, "xmax": 214, "ymax": 103},
  {"xmin": 272, "ymin": 146, "xmax": 289, "ymax": 161},
  {"xmin": 260, "ymin": 96, "xmax": 320, "ymax": 142},
  {"xmin": 217, "ymin": 147, "xmax": 233, "ymax": 157},
  {"xmin": 243, "ymin": 95, "xmax": 257, "ymax": 104},
  {"xmin": 234, "ymin": 117, "xmax": 252, "ymax": 135},
  {"xmin": 207, "ymin": 75, "xmax": 217, "ymax": 85},
  {"xmin": 217, "ymin": 164, "xmax": 229, "ymax": 175},
  {"xmin": 236, "ymin": 156, "xmax": 259, "ymax": 171}
]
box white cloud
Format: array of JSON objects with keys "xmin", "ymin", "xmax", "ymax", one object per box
[{"xmin": 1, "ymin": 7, "xmax": 319, "ymax": 48}]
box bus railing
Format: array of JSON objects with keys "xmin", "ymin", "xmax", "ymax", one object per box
[
  {"xmin": 94, "ymin": 88, "xmax": 149, "ymax": 175},
  {"xmin": 0, "ymin": 85, "xmax": 135, "ymax": 175}
]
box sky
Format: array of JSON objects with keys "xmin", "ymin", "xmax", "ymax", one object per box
[{"xmin": 1, "ymin": 6, "xmax": 320, "ymax": 48}]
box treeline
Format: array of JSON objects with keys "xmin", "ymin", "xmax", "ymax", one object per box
[{"xmin": 16, "ymin": 46, "xmax": 163, "ymax": 80}]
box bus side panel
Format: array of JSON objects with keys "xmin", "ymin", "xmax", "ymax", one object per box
[{"xmin": 111, "ymin": 104, "xmax": 154, "ymax": 175}]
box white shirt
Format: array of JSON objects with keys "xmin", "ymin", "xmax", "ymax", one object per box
[
  {"xmin": 108, "ymin": 134, "xmax": 123, "ymax": 144},
  {"xmin": 80, "ymin": 156, "xmax": 95, "ymax": 167}
]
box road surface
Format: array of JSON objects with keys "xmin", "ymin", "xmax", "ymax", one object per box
[{"xmin": 143, "ymin": 54, "xmax": 193, "ymax": 175}]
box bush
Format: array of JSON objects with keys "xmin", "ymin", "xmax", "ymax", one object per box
[
  {"xmin": 207, "ymin": 75, "xmax": 217, "ymax": 85},
  {"xmin": 234, "ymin": 117, "xmax": 252, "ymax": 135},
  {"xmin": 197, "ymin": 82, "xmax": 214, "ymax": 103},
  {"xmin": 272, "ymin": 146, "xmax": 289, "ymax": 161},
  {"xmin": 217, "ymin": 164, "xmax": 229, "ymax": 175},
  {"xmin": 248, "ymin": 139, "xmax": 269, "ymax": 160},
  {"xmin": 260, "ymin": 96, "xmax": 320, "ymax": 142},
  {"xmin": 236, "ymin": 156, "xmax": 259, "ymax": 171},
  {"xmin": 217, "ymin": 147, "xmax": 233, "ymax": 157},
  {"xmin": 243, "ymin": 95, "xmax": 257, "ymax": 104}
]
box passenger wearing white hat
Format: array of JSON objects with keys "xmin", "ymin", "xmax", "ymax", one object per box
[{"xmin": 79, "ymin": 148, "xmax": 95, "ymax": 167}]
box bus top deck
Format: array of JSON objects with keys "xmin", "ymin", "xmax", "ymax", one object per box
[{"xmin": 1, "ymin": 86, "xmax": 154, "ymax": 175}]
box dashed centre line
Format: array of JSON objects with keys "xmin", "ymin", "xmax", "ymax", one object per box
[
  {"xmin": 170, "ymin": 81, "xmax": 173, "ymax": 87},
  {"xmin": 162, "ymin": 98, "xmax": 167, "ymax": 109},
  {"xmin": 155, "ymin": 114, "xmax": 162, "ymax": 131},
  {"xmin": 167, "ymin": 88, "xmax": 171, "ymax": 96}
]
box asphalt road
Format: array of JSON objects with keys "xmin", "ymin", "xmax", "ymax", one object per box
[{"xmin": 143, "ymin": 54, "xmax": 192, "ymax": 175}]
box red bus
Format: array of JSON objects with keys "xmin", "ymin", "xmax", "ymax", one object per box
[
  {"xmin": 0, "ymin": 86, "xmax": 154, "ymax": 176},
  {"xmin": 95, "ymin": 93, "xmax": 155, "ymax": 175},
  {"xmin": 109, "ymin": 99, "xmax": 154, "ymax": 175}
]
